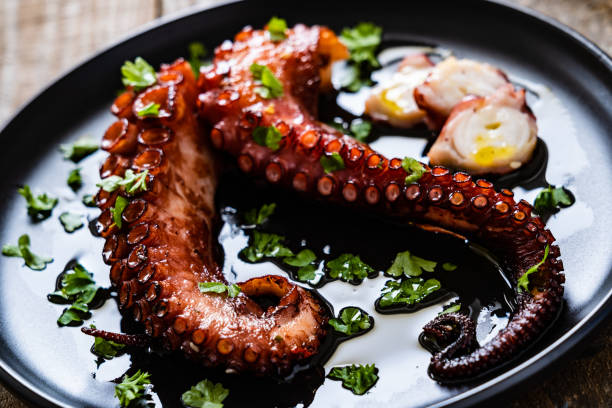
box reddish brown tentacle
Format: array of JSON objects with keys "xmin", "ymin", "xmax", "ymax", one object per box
[{"xmin": 81, "ymin": 327, "xmax": 149, "ymax": 347}]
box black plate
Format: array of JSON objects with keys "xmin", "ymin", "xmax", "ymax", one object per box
[{"xmin": 0, "ymin": 0, "xmax": 611, "ymax": 407}]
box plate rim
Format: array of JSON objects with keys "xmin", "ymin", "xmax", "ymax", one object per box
[{"xmin": 0, "ymin": 1, "xmax": 610, "ymax": 407}]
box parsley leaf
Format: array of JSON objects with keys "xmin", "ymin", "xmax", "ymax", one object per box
[
  {"xmin": 442, "ymin": 262, "xmax": 458, "ymax": 271},
  {"xmin": 111, "ymin": 196, "xmax": 129, "ymax": 229},
  {"xmin": 136, "ymin": 102, "xmax": 160, "ymax": 117},
  {"xmin": 121, "ymin": 57, "xmax": 156, "ymax": 91},
  {"xmin": 114, "ymin": 370, "xmax": 151, "ymax": 407},
  {"xmin": 402, "ymin": 157, "xmax": 426, "ymax": 184},
  {"xmin": 329, "ymin": 307, "xmax": 372, "ymax": 336},
  {"xmin": 296, "ymin": 264, "xmax": 318, "ymax": 281},
  {"xmin": 198, "ymin": 282, "xmax": 241, "ymax": 298},
  {"xmin": 82, "ymin": 194, "xmax": 97, "ymax": 207},
  {"xmin": 378, "ymin": 278, "xmax": 441, "ymax": 308},
  {"xmin": 328, "ymin": 364, "xmax": 378, "ymax": 395},
  {"xmin": 48, "ymin": 263, "xmax": 100, "ymax": 325},
  {"xmin": 339, "ymin": 22, "xmax": 382, "ymax": 92},
  {"xmin": 517, "ymin": 244, "xmax": 550, "ymax": 293},
  {"xmin": 386, "ymin": 250, "xmax": 436, "ymax": 277},
  {"xmin": 182, "ymin": 378, "xmax": 229, "ymax": 408},
  {"xmin": 533, "ymin": 186, "xmax": 573, "ymax": 215},
  {"xmin": 97, "ymin": 169, "xmax": 149, "ymax": 195},
  {"xmin": 60, "ymin": 137, "xmax": 99, "ymax": 162},
  {"xmin": 240, "ymin": 231, "xmax": 293, "ymax": 262},
  {"xmin": 326, "ymin": 253, "xmax": 374, "ymax": 283},
  {"xmin": 252, "ymin": 126, "xmax": 283, "ymax": 151},
  {"xmin": 18, "ymin": 185, "xmax": 58, "ymax": 220},
  {"xmin": 89, "ymin": 325, "xmax": 126, "ymax": 360},
  {"xmin": 349, "ymin": 119, "xmax": 372, "ymax": 142},
  {"xmin": 439, "ymin": 304, "xmax": 461, "ymax": 315},
  {"xmin": 250, "ymin": 63, "xmax": 284, "ymax": 99},
  {"xmin": 284, "ymin": 249, "xmax": 319, "ymax": 282},
  {"xmin": 320, "ymin": 152, "xmax": 345, "ymax": 174},
  {"xmin": 267, "ymin": 17, "xmax": 288, "ymax": 42},
  {"xmin": 67, "ymin": 168, "xmax": 82, "ymax": 191},
  {"xmin": 244, "ymin": 203, "xmax": 276, "ymax": 226},
  {"xmin": 2, "ymin": 234, "xmax": 53, "ymax": 270},
  {"xmin": 188, "ymin": 42, "xmax": 208, "ymax": 78},
  {"xmin": 59, "ymin": 212, "xmax": 84, "ymax": 233}
]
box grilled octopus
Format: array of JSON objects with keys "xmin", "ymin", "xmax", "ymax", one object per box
[
  {"xmin": 90, "ymin": 59, "xmax": 329, "ymax": 376},
  {"xmin": 197, "ymin": 24, "xmax": 564, "ymax": 381}
]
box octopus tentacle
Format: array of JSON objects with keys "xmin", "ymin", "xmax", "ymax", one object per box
[
  {"xmin": 81, "ymin": 327, "xmax": 149, "ymax": 347},
  {"xmin": 422, "ymin": 313, "xmax": 477, "ymax": 362},
  {"xmin": 97, "ymin": 59, "xmax": 329, "ymax": 375},
  {"xmin": 197, "ymin": 24, "xmax": 564, "ymax": 382}
]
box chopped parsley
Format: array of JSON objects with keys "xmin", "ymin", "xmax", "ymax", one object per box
[
  {"xmin": 378, "ymin": 278, "xmax": 441, "ymax": 308},
  {"xmin": 267, "ymin": 17, "xmax": 287, "ymax": 41},
  {"xmin": 328, "ymin": 364, "xmax": 379, "ymax": 395},
  {"xmin": 48, "ymin": 263, "xmax": 100, "ymax": 325},
  {"xmin": 329, "ymin": 307, "xmax": 372, "ymax": 336},
  {"xmin": 198, "ymin": 282, "xmax": 241, "ymax": 298},
  {"xmin": 182, "ymin": 379, "xmax": 229, "ymax": 408},
  {"xmin": 82, "ymin": 194, "xmax": 96, "ymax": 207},
  {"xmin": 59, "ymin": 212, "xmax": 84, "ymax": 233},
  {"xmin": 442, "ymin": 262, "xmax": 458, "ymax": 272},
  {"xmin": 439, "ymin": 304, "xmax": 461, "ymax": 315},
  {"xmin": 89, "ymin": 325, "xmax": 126, "ymax": 360},
  {"xmin": 97, "ymin": 169, "xmax": 149, "ymax": 195},
  {"xmin": 386, "ymin": 250, "xmax": 436, "ymax": 277},
  {"xmin": 284, "ymin": 249, "xmax": 318, "ymax": 282},
  {"xmin": 67, "ymin": 168, "xmax": 82, "ymax": 191},
  {"xmin": 240, "ymin": 231, "xmax": 293, "ymax": 262},
  {"xmin": 534, "ymin": 186, "xmax": 573, "ymax": 215},
  {"xmin": 121, "ymin": 57, "xmax": 156, "ymax": 90},
  {"xmin": 320, "ymin": 152, "xmax": 345, "ymax": 174},
  {"xmin": 402, "ymin": 157, "xmax": 426, "ymax": 184},
  {"xmin": 114, "ymin": 370, "xmax": 152, "ymax": 407},
  {"xmin": 111, "ymin": 196, "xmax": 129, "ymax": 229},
  {"xmin": 18, "ymin": 185, "xmax": 58, "ymax": 220},
  {"xmin": 252, "ymin": 126, "xmax": 283, "ymax": 151},
  {"xmin": 136, "ymin": 102, "xmax": 160, "ymax": 117},
  {"xmin": 349, "ymin": 119, "xmax": 372, "ymax": 142},
  {"xmin": 187, "ymin": 42, "xmax": 208, "ymax": 78},
  {"xmin": 244, "ymin": 203, "xmax": 276, "ymax": 226},
  {"xmin": 517, "ymin": 244, "xmax": 550, "ymax": 293},
  {"xmin": 326, "ymin": 253, "xmax": 374, "ymax": 283},
  {"xmin": 250, "ymin": 63, "xmax": 284, "ymax": 99},
  {"xmin": 2, "ymin": 234, "xmax": 53, "ymax": 270},
  {"xmin": 60, "ymin": 137, "xmax": 99, "ymax": 162},
  {"xmin": 338, "ymin": 22, "xmax": 382, "ymax": 92}
]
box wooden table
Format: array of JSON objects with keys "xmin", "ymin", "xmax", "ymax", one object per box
[{"xmin": 0, "ymin": 0, "xmax": 610, "ymax": 406}]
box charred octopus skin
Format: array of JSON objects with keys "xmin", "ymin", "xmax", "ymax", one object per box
[
  {"xmin": 93, "ymin": 59, "xmax": 329, "ymax": 376},
  {"xmin": 197, "ymin": 24, "xmax": 564, "ymax": 382}
]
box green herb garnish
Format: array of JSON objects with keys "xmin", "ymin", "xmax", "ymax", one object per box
[
  {"xmin": 284, "ymin": 249, "xmax": 318, "ymax": 282},
  {"xmin": 267, "ymin": 17, "xmax": 288, "ymax": 41},
  {"xmin": 533, "ymin": 186, "xmax": 573, "ymax": 215},
  {"xmin": 320, "ymin": 152, "xmax": 345, "ymax": 174},
  {"xmin": 329, "ymin": 307, "xmax": 371, "ymax": 336},
  {"xmin": 82, "ymin": 194, "xmax": 96, "ymax": 207},
  {"xmin": 59, "ymin": 212, "xmax": 84, "ymax": 233},
  {"xmin": 240, "ymin": 231, "xmax": 293, "ymax": 262},
  {"xmin": 252, "ymin": 126, "xmax": 283, "ymax": 151},
  {"xmin": 250, "ymin": 63, "xmax": 284, "ymax": 99},
  {"xmin": 89, "ymin": 325, "xmax": 126, "ymax": 359},
  {"xmin": 121, "ymin": 57, "xmax": 156, "ymax": 90},
  {"xmin": 244, "ymin": 203, "xmax": 276, "ymax": 226},
  {"xmin": 386, "ymin": 250, "xmax": 436, "ymax": 277},
  {"xmin": 402, "ymin": 157, "xmax": 426, "ymax": 184},
  {"xmin": 339, "ymin": 22, "xmax": 382, "ymax": 92},
  {"xmin": 18, "ymin": 185, "xmax": 58, "ymax": 220},
  {"xmin": 48, "ymin": 263, "xmax": 100, "ymax": 325},
  {"xmin": 188, "ymin": 42, "xmax": 208, "ymax": 78},
  {"xmin": 198, "ymin": 282, "xmax": 241, "ymax": 298},
  {"xmin": 2, "ymin": 234, "xmax": 53, "ymax": 270},
  {"xmin": 136, "ymin": 102, "xmax": 160, "ymax": 117},
  {"xmin": 111, "ymin": 196, "xmax": 129, "ymax": 229},
  {"xmin": 97, "ymin": 169, "xmax": 149, "ymax": 195},
  {"xmin": 349, "ymin": 119, "xmax": 372, "ymax": 142},
  {"xmin": 182, "ymin": 378, "xmax": 229, "ymax": 408},
  {"xmin": 326, "ymin": 253, "xmax": 374, "ymax": 283},
  {"xmin": 517, "ymin": 244, "xmax": 550, "ymax": 293},
  {"xmin": 378, "ymin": 278, "xmax": 441, "ymax": 308},
  {"xmin": 442, "ymin": 262, "xmax": 457, "ymax": 271},
  {"xmin": 60, "ymin": 137, "xmax": 99, "ymax": 162},
  {"xmin": 114, "ymin": 369, "xmax": 151, "ymax": 407},
  {"xmin": 439, "ymin": 304, "xmax": 461, "ymax": 315},
  {"xmin": 67, "ymin": 168, "xmax": 82, "ymax": 191},
  {"xmin": 328, "ymin": 364, "xmax": 378, "ymax": 395}
]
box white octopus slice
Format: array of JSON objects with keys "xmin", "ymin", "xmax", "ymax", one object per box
[
  {"xmin": 427, "ymin": 84, "xmax": 537, "ymax": 175},
  {"xmin": 414, "ymin": 56, "xmax": 510, "ymax": 128},
  {"xmin": 364, "ymin": 54, "xmax": 434, "ymax": 128}
]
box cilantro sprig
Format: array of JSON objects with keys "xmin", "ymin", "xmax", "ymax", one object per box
[
  {"xmin": 82, "ymin": 194, "xmax": 96, "ymax": 207},
  {"xmin": 250, "ymin": 63, "xmax": 284, "ymax": 99},
  {"xmin": 198, "ymin": 282, "xmax": 241, "ymax": 298},
  {"xmin": 328, "ymin": 364, "xmax": 379, "ymax": 395},
  {"xmin": 187, "ymin": 42, "xmax": 208, "ymax": 78},
  {"xmin": 240, "ymin": 231, "xmax": 293, "ymax": 262},
  {"xmin": 326, "ymin": 253, "xmax": 375, "ymax": 283},
  {"xmin": 329, "ymin": 307, "xmax": 372, "ymax": 336},
  {"xmin": 89, "ymin": 325, "xmax": 126, "ymax": 360},
  {"xmin": 111, "ymin": 196, "xmax": 129, "ymax": 229},
  {"xmin": 59, "ymin": 212, "xmax": 84, "ymax": 233},
  {"xmin": 338, "ymin": 22, "xmax": 382, "ymax": 92},
  {"xmin": 244, "ymin": 203, "xmax": 276, "ymax": 226},
  {"xmin": 97, "ymin": 169, "xmax": 149, "ymax": 195},
  {"xmin": 386, "ymin": 250, "xmax": 436, "ymax": 278},
  {"xmin": 517, "ymin": 244, "xmax": 550, "ymax": 293},
  {"xmin": 2, "ymin": 234, "xmax": 53, "ymax": 270},
  {"xmin": 48, "ymin": 263, "xmax": 101, "ymax": 325},
  {"xmin": 320, "ymin": 152, "xmax": 345, "ymax": 174},
  {"xmin": 252, "ymin": 126, "xmax": 283, "ymax": 151},
  {"xmin": 439, "ymin": 303, "xmax": 461, "ymax": 316},
  {"xmin": 60, "ymin": 137, "xmax": 99, "ymax": 162},
  {"xmin": 267, "ymin": 17, "xmax": 288, "ymax": 42},
  {"xmin": 402, "ymin": 157, "xmax": 426, "ymax": 184},
  {"xmin": 136, "ymin": 102, "xmax": 160, "ymax": 117},
  {"xmin": 284, "ymin": 249, "xmax": 318, "ymax": 282},
  {"xmin": 378, "ymin": 277, "xmax": 441, "ymax": 308},
  {"xmin": 121, "ymin": 57, "xmax": 156, "ymax": 91},
  {"xmin": 67, "ymin": 168, "xmax": 82, "ymax": 191},
  {"xmin": 182, "ymin": 379, "xmax": 229, "ymax": 408},
  {"xmin": 114, "ymin": 370, "xmax": 152, "ymax": 407},
  {"xmin": 18, "ymin": 185, "xmax": 58, "ymax": 220},
  {"xmin": 534, "ymin": 186, "xmax": 573, "ymax": 215}
]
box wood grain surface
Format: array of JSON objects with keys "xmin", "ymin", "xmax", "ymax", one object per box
[{"xmin": 0, "ymin": 0, "xmax": 610, "ymax": 407}]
